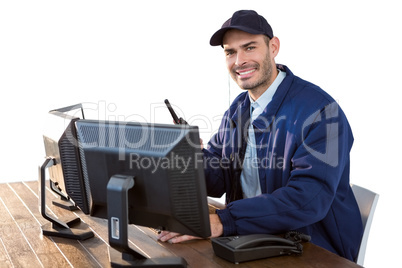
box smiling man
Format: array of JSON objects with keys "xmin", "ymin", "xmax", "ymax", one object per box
[
  {"xmin": 223, "ymin": 29, "xmax": 279, "ymax": 101},
  {"xmin": 158, "ymin": 10, "xmax": 363, "ymax": 262}
]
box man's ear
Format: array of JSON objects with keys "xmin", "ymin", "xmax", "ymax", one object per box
[{"xmin": 270, "ymin": 36, "xmax": 280, "ymax": 58}]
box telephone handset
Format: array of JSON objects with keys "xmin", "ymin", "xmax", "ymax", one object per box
[
  {"xmin": 226, "ymin": 234, "xmax": 297, "ymax": 249},
  {"xmin": 211, "ymin": 233, "xmax": 310, "ymax": 264}
]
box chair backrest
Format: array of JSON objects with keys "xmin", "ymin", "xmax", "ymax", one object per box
[{"xmin": 351, "ymin": 184, "xmax": 379, "ymax": 266}]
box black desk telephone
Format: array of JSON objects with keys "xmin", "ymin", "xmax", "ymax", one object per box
[{"xmin": 211, "ymin": 233, "xmax": 310, "ymax": 264}]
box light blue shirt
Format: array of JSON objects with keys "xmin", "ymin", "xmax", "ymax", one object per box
[{"xmin": 240, "ymin": 69, "xmax": 286, "ymax": 198}]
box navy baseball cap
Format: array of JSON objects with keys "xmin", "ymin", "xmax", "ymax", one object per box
[{"xmin": 210, "ymin": 10, "xmax": 274, "ymax": 46}]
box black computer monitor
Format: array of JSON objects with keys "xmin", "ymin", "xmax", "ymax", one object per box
[
  {"xmin": 75, "ymin": 119, "xmax": 210, "ymax": 237},
  {"xmin": 41, "ymin": 104, "xmax": 94, "ymax": 240},
  {"xmin": 42, "ymin": 104, "xmax": 91, "ymax": 213},
  {"xmin": 40, "ymin": 105, "xmax": 211, "ymax": 267}
]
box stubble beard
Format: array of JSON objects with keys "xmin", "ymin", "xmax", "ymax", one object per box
[{"xmin": 231, "ymin": 53, "xmax": 273, "ymax": 93}]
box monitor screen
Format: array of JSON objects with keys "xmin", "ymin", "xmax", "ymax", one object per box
[{"xmin": 74, "ymin": 119, "xmax": 211, "ymax": 238}]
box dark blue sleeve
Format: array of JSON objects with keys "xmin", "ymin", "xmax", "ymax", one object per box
[
  {"xmin": 217, "ymin": 102, "xmax": 355, "ymax": 236},
  {"xmin": 202, "ymin": 111, "xmax": 231, "ymax": 198}
]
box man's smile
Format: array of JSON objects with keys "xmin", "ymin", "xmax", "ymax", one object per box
[{"xmin": 236, "ymin": 68, "xmax": 257, "ymax": 79}]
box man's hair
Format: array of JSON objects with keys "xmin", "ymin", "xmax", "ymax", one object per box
[{"xmin": 263, "ymin": 35, "xmax": 271, "ymax": 48}]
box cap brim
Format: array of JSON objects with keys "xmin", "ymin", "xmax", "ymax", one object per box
[{"xmin": 209, "ymin": 26, "xmax": 265, "ymax": 46}]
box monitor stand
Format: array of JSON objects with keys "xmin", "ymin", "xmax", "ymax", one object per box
[
  {"xmin": 50, "ymin": 180, "xmax": 78, "ymax": 211},
  {"xmin": 39, "ymin": 157, "xmax": 94, "ymax": 240},
  {"xmin": 107, "ymin": 174, "xmax": 187, "ymax": 268}
]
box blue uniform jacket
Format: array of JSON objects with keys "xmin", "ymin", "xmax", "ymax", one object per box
[{"xmin": 203, "ymin": 65, "xmax": 363, "ymax": 261}]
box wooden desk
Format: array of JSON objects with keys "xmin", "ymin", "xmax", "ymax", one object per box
[{"xmin": 0, "ymin": 181, "xmax": 362, "ymax": 267}]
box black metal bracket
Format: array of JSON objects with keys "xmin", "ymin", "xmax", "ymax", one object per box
[
  {"xmin": 107, "ymin": 174, "xmax": 187, "ymax": 267},
  {"xmin": 39, "ymin": 157, "xmax": 93, "ymax": 240},
  {"xmin": 49, "ymin": 180, "xmax": 78, "ymax": 211}
]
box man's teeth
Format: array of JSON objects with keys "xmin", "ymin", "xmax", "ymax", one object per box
[{"xmin": 238, "ymin": 69, "xmax": 255, "ymax": 75}]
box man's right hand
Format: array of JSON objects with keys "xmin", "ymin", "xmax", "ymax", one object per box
[{"xmin": 157, "ymin": 214, "xmax": 223, "ymax": 244}]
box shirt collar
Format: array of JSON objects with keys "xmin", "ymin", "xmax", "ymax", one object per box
[{"xmin": 249, "ymin": 69, "xmax": 286, "ymax": 112}]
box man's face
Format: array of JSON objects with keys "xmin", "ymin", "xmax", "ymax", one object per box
[{"xmin": 223, "ymin": 30, "xmax": 276, "ymax": 96}]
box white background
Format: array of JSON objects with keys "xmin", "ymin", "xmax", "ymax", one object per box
[{"xmin": 1, "ymin": 1, "xmax": 400, "ymax": 267}]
